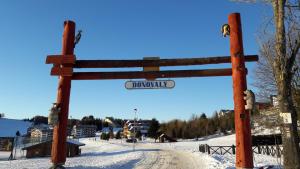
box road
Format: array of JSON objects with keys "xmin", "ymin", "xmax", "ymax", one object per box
[{"xmin": 134, "ymin": 144, "xmax": 207, "ymax": 169}]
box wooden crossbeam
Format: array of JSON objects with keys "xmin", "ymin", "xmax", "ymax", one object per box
[
  {"xmin": 74, "ymin": 55, "xmax": 258, "ymax": 68},
  {"xmin": 51, "ymin": 66, "xmax": 73, "ymax": 76},
  {"xmin": 46, "ymin": 55, "xmax": 76, "ymax": 64},
  {"xmin": 71, "ymin": 68, "xmax": 236, "ymax": 80}
]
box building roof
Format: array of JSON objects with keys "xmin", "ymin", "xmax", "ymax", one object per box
[
  {"xmin": 0, "ymin": 118, "xmax": 32, "ymax": 137},
  {"xmin": 73, "ymin": 125, "xmax": 97, "ymax": 128},
  {"xmin": 22, "ymin": 139, "xmax": 85, "ymax": 150},
  {"xmin": 30, "ymin": 124, "xmax": 52, "ymax": 130}
]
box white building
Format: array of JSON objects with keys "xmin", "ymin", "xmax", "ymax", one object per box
[
  {"xmin": 123, "ymin": 119, "xmax": 151, "ymax": 138},
  {"xmin": 72, "ymin": 125, "xmax": 97, "ymax": 138}
]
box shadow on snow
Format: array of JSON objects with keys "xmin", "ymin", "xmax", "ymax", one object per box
[{"xmin": 81, "ymin": 148, "xmax": 161, "ymax": 157}]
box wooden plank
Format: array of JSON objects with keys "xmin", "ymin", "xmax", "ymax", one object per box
[
  {"xmin": 74, "ymin": 55, "xmax": 258, "ymax": 68},
  {"xmin": 51, "ymin": 66, "xmax": 73, "ymax": 76},
  {"xmin": 71, "ymin": 68, "xmax": 235, "ymax": 80},
  {"xmin": 46, "ymin": 55, "xmax": 76, "ymax": 64}
]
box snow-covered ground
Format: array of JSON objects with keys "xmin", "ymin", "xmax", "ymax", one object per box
[{"xmin": 0, "ymin": 134, "xmax": 282, "ymax": 169}]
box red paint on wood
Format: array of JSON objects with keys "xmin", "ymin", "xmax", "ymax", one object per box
[
  {"xmin": 74, "ymin": 55, "xmax": 258, "ymax": 68},
  {"xmin": 46, "ymin": 55, "xmax": 76, "ymax": 64},
  {"xmin": 51, "ymin": 66, "xmax": 73, "ymax": 76},
  {"xmin": 229, "ymin": 13, "xmax": 253, "ymax": 168},
  {"xmin": 71, "ymin": 68, "xmax": 234, "ymax": 80},
  {"xmin": 51, "ymin": 21, "xmax": 75, "ymax": 166}
]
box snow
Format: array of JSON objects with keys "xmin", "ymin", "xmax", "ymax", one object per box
[
  {"xmin": 0, "ymin": 151, "xmax": 10, "ymax": 161},
  {"xmin": 0, "ymin": 134, "xmax": 283, "ymax": 169},
  {"xmin": 144, "ymin": 134, "xmax": 282, "ymax": 168},
  {"xmin": 66, "ymin": 139, "xmax": 85, "ymax": 146},
  {"xmin": 0, "ymin": 118, "xmax": 32, "ymax": 137}
]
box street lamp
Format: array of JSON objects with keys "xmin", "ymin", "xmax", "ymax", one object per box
[{"xmin": 133, "ymin": 108, "xmax": 137, "ymax": 151}]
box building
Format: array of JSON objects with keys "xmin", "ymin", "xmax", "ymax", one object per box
[
  {"xmin": 0, "ymin": 118, "xmax": 32, "ymax": 151},
  {"xmin": 158, "ymin": 134, "xmax": 177, "ymax": 143},
  {"xmin": 30, "ymin": 124, "xmax": 53, "ymax": 141},
  {"xmin": 218, "ymin": 110, "xmax": 233, "ymax": 117},
  {"xmin": 22, "ymin": 139, "xmax": 85, "ymax": 158},
  {"xmin": 101, "ymin": 118, "xmax": 123, "ymax": 137},
  {"xmin": 72, "ymin": 125, "xmax": 97, "ymax": 138},
  {"xmin": 101, "ymin": 127, "xmax": 123, "ymax": 135},
  {"xmin": 256, "ymin": 102, "xmax": 272, "ymax": 110},
  {"xmin": 123, "ymin": 119, "xmax": 151, "ymax": 138}
]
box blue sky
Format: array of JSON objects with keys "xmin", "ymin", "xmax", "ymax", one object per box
[{"xmin": 0, "ymin": 1, "xmax": 271, "ymax": 122}]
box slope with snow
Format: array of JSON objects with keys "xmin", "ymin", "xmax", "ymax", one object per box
[{"xmin": 0, "ymin": 118, "xmax": 32, "ymax": 137}]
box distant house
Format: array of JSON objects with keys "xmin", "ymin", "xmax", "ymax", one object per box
[
  {"xmin": 22, "ymin": 139, "xmax": 85, "ymax": 158},
  {"xmin": 29, "ymin": 124, "xmax": 53, "ymax": 141},
  {"xmin": 101, "ymin": 127, "xmax": 123, "ymax": 135},
  {"xmin": 256, "ymin": 102, "xmax": 272, "ymax": 110},
  {"xmin": 0, "ymin": 118, "xmax": 32, "ymax": 151},
  {"xmin": 158, "ymin": 134, "xmax": 177, "ymax": 143},
  {"xmin": 123, "ymin": 119, "xmax": 151, "ymax": 138},
  {"xmin": 218, "ymin": 110, "xmax": 233, "ymax": 117},
  {"xmin": 102, "ymin": 118, "xmax": 123, "ymax": 137},
  {"xmin": 72, "ymin": 125, "xmax": 97, "ymax": 138}
]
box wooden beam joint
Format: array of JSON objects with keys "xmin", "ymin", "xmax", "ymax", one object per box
[
  {"xmin": 46, "ymin": 55, "xmax": 76, "ymax": 76},
  {"xmin": 51, "ymin": 66, "xmax": 73, "ymax": 76},
  {"xmin": 46, "ymin": 55, "xmax": 76, "ymax": 64}
]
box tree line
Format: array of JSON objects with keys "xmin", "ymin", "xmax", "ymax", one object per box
[{"xmin": 159, "ymin": 112, "xmax": 234, "ymax": 139}]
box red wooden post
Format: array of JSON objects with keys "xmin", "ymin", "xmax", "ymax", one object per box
[
  {"xmin": 229, "ymin": 13, "xmax": 253, "ymax": 169},
  {"xmin": 51, "ymin": 21, "xmax": 75, "ymax": 167}
]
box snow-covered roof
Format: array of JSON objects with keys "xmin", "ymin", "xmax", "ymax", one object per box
[
  {"xmin": 22, "ymin": 139, "xmax": 85, "ymax": 149},
  {"xmin": 66, "ymin": 139, "xmax": 85, "ymax": 146},
  {"xmin": 101, "ymin": 127, "xmax": 123, "ymax": 134},
  {"xmin": 0, "ymin": 118, "xmax": 32, "ymax": 137}
]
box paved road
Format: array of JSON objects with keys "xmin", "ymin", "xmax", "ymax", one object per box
[{"xmin": 134, "ymin": 145, "xmax": 206, "ymax": 169}]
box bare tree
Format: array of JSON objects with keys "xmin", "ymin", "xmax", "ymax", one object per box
[
  {"xmin": 254, "ymin": 34, "xmax": 300, "ymax": 103},
  {"xmin": 231, "ymin": 0, "xmax": 300, "ymax": 168},
  {"xmin": 272, "ymin": 2, "xmax": 300, "ymax": 168}
]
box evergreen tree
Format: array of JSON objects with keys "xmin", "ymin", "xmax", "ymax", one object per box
[{"xmin": 148, "ymin": 118, "xmax": 160, "ymax": 138}]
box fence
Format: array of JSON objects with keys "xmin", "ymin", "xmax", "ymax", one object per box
[{"xmin": 199, "ymin": 144, "xmax": 283, "ymax": 157}]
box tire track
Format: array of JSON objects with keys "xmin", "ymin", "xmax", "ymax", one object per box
[{"xmin": 134, "ymin": 145, "xmax": 204, "ymax": 169}]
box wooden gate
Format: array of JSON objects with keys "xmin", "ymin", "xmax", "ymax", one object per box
[{"xmin": 46, "ymin": 13, "xmax": 257, "ymax": 169}]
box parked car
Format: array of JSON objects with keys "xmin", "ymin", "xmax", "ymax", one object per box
[{"xmin": 126, "ymin": 138, "xmax": 137, "ymax": 143}]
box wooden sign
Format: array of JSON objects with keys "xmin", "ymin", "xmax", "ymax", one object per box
[
  {"xmin": 280, "ymin": 112, "xmax": 292, "ymax": 124},
  {"xmin": 125, "ymin": 80, "xmax": 175, "ymax": 89}
]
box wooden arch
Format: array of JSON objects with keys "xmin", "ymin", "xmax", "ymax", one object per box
[{"xmin": 46, "ymin": 13, "xmax": 256, "ymax": 169}]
